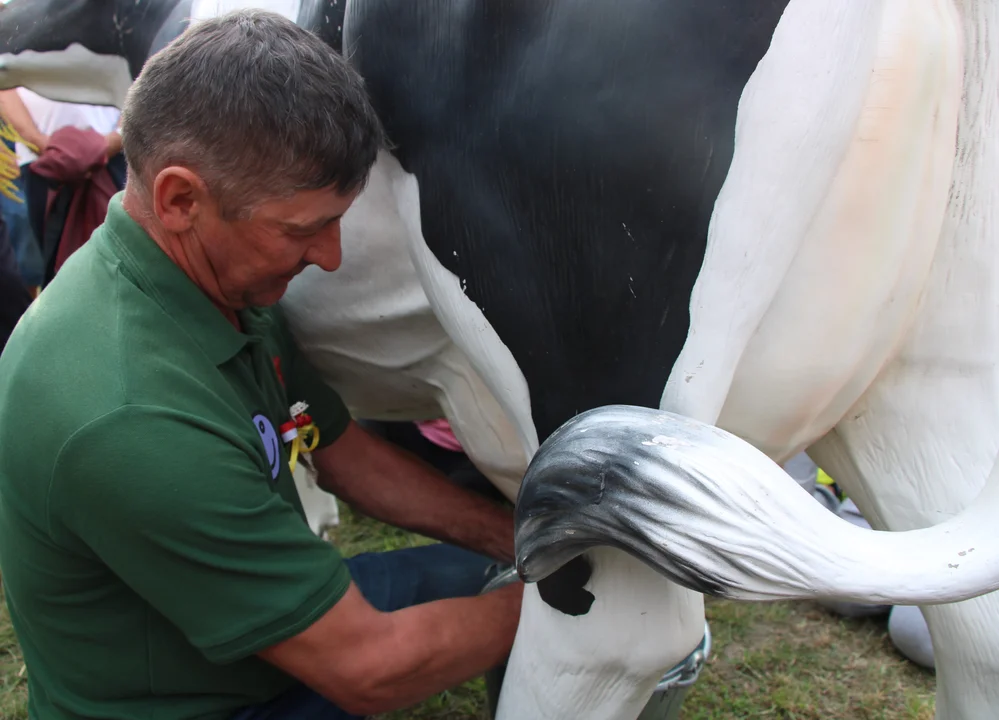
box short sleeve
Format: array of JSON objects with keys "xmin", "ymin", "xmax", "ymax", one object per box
[
  {"xmin": 50, "ymin": 404, "xmax": 351, "ymax": 664},
  {"xmin": 272, "ymin": 306, "xmax": 352, "ymax": 449}
]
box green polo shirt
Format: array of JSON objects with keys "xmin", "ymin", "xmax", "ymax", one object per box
[{"xmin": 0, "ymin": 195, "xmax": 353, "ymax": 720}]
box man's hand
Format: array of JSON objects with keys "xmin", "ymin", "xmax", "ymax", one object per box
[
  {"xmin": 104, "ymin": 130, "xmax": 122, "ymax": 161},
  {"xmin": 260, "ymin": 578, "xmax": 524, "ymax": 715},
  {"xmin": 313, "ymin": 421, "xmax": 515, "ymax": 563}
]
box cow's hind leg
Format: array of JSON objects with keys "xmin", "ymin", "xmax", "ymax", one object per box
[
  {"xmin": 665, "ymin": 0, "xmax": 984, "ymax": 714},
  {"xmin": 806, "ymin": 19, "xmax": 999, "ymax": 703},
  {"xmin": 809, "ymin": 385, "xmax": 999, "ymax": 719},
  {"xmin": 810, "ymin": 2, "xmax": 999, "ymax": 712}
]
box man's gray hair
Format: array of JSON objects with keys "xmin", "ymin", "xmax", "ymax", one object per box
[{"xmin": 120, "ymin": 9, "xmax": 385, "ymax": 217}]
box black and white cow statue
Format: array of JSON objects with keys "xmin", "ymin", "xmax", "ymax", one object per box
[{"xmin": 2, "ymin": 1, "xmax": 998, "ymax": 718}]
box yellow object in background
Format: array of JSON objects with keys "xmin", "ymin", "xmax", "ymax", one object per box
[
  {"xmin": 0, "ymin": 117, "xmax": 32, "ymax": 203},
  {"xmin": 816, "ymin": 466, "xmax": 847, "ymax": 502},
  {"xmin": 816, "ymin": 468, "xmax": 837, "ymax": 487}
]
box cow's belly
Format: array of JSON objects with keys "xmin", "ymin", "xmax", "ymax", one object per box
[
  {"xmin": 282, "ymin": 154, "xmax": 446, "ymax": 420},
  {"xmin": 282, "ymin": 152, "xmax": 530, "ymax": 500},
  {"xmin": 666, "ymin": 0, "xmax": 963, "ymax": 462}
]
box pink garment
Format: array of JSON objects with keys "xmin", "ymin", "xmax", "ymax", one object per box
[{"xmin": 416, "ymin": 418, "xmax": 464, "ymax": 452}]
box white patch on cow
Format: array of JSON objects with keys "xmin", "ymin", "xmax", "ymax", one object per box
[
  {"xmin": 382, "ymin": 152, "xmax": 541, "ymax": 466},
  {"xmin": 340, "ymin": 0, "xmax": 536, "ymax": 480},
  {"xmin": 498, "ymin": 549, "xmax": 705, "ymax": 720},
  {"xmin": 281, "ymin": 151, "xmax": 531, "ymax": 503},
  {"xmin": 0, "ymin": 43, "xmax": 131, "ymax": 109},
  {"xmin": 190, "ymin": 0, "xmax": 302, "ymax": 22},
  {"xmin": 661, "ymin": 0, "xmax": 961, "ymax": 462},
  {"xmin": 808, "ymin": 3, "xmax": 999, "ymax": 716}
]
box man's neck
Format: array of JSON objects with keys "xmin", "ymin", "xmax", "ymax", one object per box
[{"xmin": 121, "ymin": 190, "xmax": 241, "ymax": 330}]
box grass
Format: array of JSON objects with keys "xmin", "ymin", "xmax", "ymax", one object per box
[
  {"xmin": 0, "ymin": 590, "xmax": 27, "ymax": 720},
  {"xmin": 683, "ymin": 602, "xmax": 935, "ymax": 720},
  {"xmin": 0, "ymin": 503, "xmax": 936, "ymax": 720}
]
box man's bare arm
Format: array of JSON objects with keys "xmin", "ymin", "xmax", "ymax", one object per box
[
  {"xmin": 0, "ymin": 90, "xmax": 46, "ymax": 151},
  {"xmin": 260, "ymin": 580, "xmax": 523, "ymax": 716},
  {"xmin": 313, "ymin": 421, "xmax": 515, "ymax": 563}
]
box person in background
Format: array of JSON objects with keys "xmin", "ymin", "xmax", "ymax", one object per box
[
  {"xmin": 0, "ymin": 88, "xmax": 124, "ymax": 287},
  {"xmin": 0, "ymin": 117, "xmax": 43, "ymax": 290}
]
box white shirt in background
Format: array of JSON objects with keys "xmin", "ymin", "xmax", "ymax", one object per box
[{"xmin": 15, "ymin": 88, "xmax": 121, "ymax": 167}]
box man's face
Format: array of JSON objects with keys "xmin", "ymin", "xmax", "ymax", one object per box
[{"xmin": 196, "ymin": 185, "xmax": 360, "ymax": 309}]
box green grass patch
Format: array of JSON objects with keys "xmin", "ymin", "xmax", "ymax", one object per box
[
  {"xmin": 684, "ymin": 600, "xmax": 935, "ymax": 720},
  {"xmin": 0, "ymin": 586, "xmax": 28, "ymax": 720}
]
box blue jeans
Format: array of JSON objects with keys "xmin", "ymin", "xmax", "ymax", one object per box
[
  {"xmin": 0, "ymin": 172, "xmax": 43, "ymax": 288},
  {"xmin": 231, "ymin": 544, "xmax": 499, "ymax": 720}
]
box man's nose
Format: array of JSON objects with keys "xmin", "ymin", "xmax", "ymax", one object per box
[{"xmin": 305, "ymin": 226, "xmax": 342, "ymax": 272}]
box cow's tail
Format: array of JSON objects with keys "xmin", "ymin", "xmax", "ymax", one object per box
[{"xmin": 514, "ymin": 405, "xmax": 999, "ymax": 606}]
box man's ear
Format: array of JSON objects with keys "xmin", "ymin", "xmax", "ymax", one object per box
[{"xmin": 151, "ymin": 167, "xmax": 213, "ymax": 233}]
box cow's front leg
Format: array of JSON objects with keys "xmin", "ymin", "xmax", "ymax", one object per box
[{"xmin": 496, "ymin": 548, "xmax": 704, "ymax": 720}]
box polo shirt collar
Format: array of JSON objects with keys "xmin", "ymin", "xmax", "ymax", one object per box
[{"xmin": 101, "ymin": 193, "xmax": 271, "ymax": 365}]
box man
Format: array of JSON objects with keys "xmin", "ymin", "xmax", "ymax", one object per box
[{"xmin": 0, "ymin": 10, "xmax": 522, "ymax": 720}]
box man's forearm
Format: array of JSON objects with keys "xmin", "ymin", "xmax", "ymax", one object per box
[
  {"xmin": 315, "ymin": 422, "xmax": 515, "ymax": 563},
  {"xmin": 0, "ymin": 90, "xmax": 45, "ymax": 150},
  {"xmin": 262, "ymin": 582, "xmax": 523, "ymax": 717},
  {"xmin": 345, "ymin": 583, "xmax": 521, "ymax": 714}
]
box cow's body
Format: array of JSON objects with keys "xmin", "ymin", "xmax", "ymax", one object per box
[{"xmin": 1, "ymin": 1, "xmax": 998, "ymax": 718}]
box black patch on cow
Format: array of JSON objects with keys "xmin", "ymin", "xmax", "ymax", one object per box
[
  {"xmin": 299, "ymin": 0, "xmax": 348, "ymax": 53},
  {"xmin": 346, "ymin": 0, "xmax": 792, "ymax": 441},
  {"xmin": 537, "ymin": 555, "xmax": 595, "ymax": 616},
  {"xmin": 147, "ymin": 0, "xmax": 194, "ymax": 60}
]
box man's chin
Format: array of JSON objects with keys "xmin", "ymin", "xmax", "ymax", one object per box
[{"xmin": 245, "ymin": 281, "xmax": 292, "ymax": 308}]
